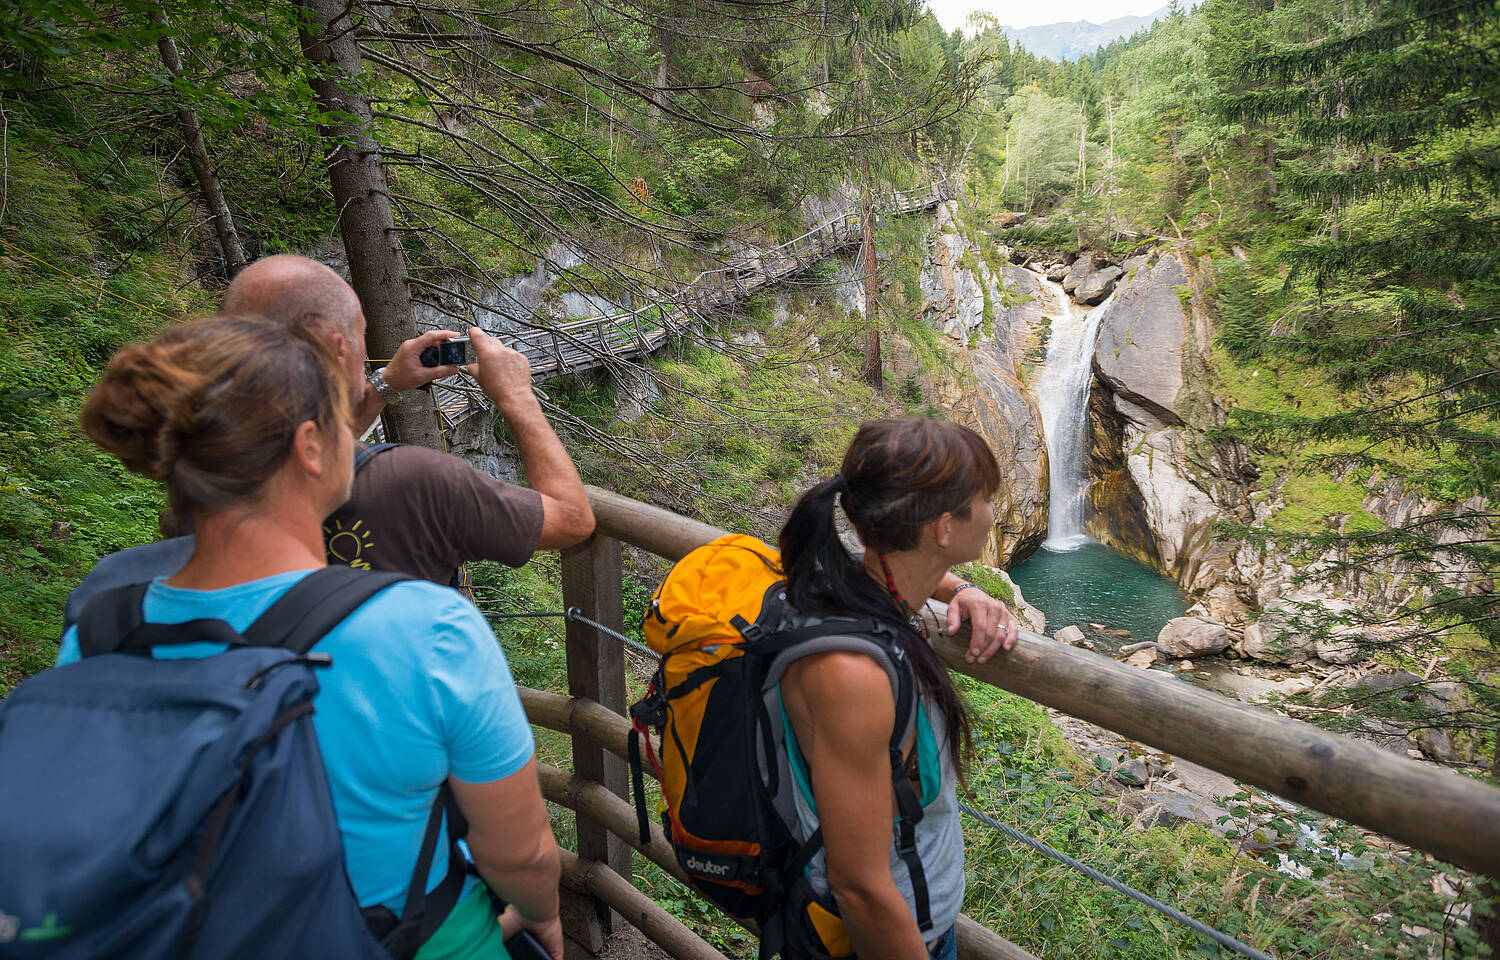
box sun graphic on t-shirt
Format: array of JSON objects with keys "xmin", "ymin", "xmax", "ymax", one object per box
[{"xmin": 324, "ymin": 518, "xmax": 374, "ymax": 570}]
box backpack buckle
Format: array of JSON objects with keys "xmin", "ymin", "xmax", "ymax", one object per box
[
  {"xmin": 630, "ymin": 698, "xmax": 666, "ymax": 728},
  {"xmin": 731, "ymin": 614, "xmax": 762, "ymax": 641}
]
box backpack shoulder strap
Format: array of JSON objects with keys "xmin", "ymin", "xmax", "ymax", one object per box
[
  {"xmin": 355, "ymin": 442, "xmax": 401, "ymax": 473},
  {"xmin": 76, "ymin": 581, "xmax": 151, "ymax": 658},
  {"xmin": 242, "ymin": 566, "xmax": 410, "ymax": 654}
]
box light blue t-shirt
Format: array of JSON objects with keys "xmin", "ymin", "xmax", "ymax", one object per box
[{"xmin": 56, "ymin": 569, "xmax": 535, "ymax": 914}]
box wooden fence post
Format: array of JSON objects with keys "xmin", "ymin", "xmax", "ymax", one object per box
[{"xmin": 560, "ymin": 534, "xmax": 632, "ymax": 955}]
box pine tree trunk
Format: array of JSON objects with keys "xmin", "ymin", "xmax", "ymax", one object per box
[
  {"xmin": 860, "ymin": 162, "xmax": 881, "ymax": 392},
  {"xmin": 653, "ymin": 26, "xmax": 673, "ymax": 113},
  {"xmin": 299, "ymin": 0, "xmax": 444, "ymax": 449},
  {"xmin": 854, "ymin": 25, "xmax": 880, "ymax": 391},
  {"xmin": 149, "ymin": 9, "xmax": 247, "ymax": 279}
]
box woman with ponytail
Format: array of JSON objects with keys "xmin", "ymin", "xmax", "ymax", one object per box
[{"xmin": 776, "ymin": 418, "xmax": 1018, "ymax": 960}]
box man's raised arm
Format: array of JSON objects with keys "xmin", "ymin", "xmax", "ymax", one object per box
[{"xmin": 467, "ymin": 328, "xmax": 594, "ymax": 547}]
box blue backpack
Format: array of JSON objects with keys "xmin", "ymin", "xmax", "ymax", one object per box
[{"xmin": 0, "ymin": 565, "xmax": 468, "ymax": 960}]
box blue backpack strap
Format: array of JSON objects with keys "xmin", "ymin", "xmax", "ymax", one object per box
[
  {"xmin": 76, "ymin": 581, "xmax": 152, "ymax": 658},
  {"xmin": 355, "ymin": 441, "xmax": 401, "ymax": 473},
  {"xmin": 241, "ymin": 565, "xmax": 409, "ymax": 654}
]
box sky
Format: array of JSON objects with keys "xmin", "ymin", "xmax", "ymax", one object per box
[{"xmin": 925, "ymin": 0, "xmax": 1166, "ymax": 31}]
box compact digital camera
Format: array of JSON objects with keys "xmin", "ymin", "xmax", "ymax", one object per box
[{"xmin": 419, "ymin": 336, "xmax": 477, "ymax": 367}]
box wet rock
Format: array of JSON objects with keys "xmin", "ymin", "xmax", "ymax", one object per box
[
  {"xmin": 1055, "ymin": 625, "xmax": 1087, "ymax": 646},
  {"xmin": 1125, "ymin": 648, "xmax": 1158, "ymax": 668},
  {"xmin": 1075, "ymin": 265, "xmax": 1123, "ymax": 305},
  {"xmin": 1087, "ymin": 622, "xmax": 1108, "ymax": 631},
  {"xmin": 1118, "ymin": 641, "xmax": 1160, "ymax": 655},
  {"xmin": 1155, "ymin": 617, "xmax": 1229, "ymax": 658},
  {"xmin": 1045, "ymin": 262, "xmax": 1068, "ymax": 282},
  {"xmin": 1092, "ymin": 250, "xmax": 1190, "ymax": 427},
  {"xmin": 1061, "ymin": 255, "xmax": 1092, "ymax": 294}
]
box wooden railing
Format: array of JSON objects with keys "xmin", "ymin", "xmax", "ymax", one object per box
[
  {"xmin": 534, "ymin": 485, "xmax": 1500, "ymax": 960},
  {"xmin": 418, "ymin": 180, "xmax": 955, "ymax": 429}
]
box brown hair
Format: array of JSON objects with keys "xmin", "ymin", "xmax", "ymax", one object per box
[
  {"xmin": 80, "ymin": 314, "xmax": 348, "ymax": 517},
  {"xmin": 839, "ymin": 418, "xmax": 1000, "ymax": 552},
  {"xmin": 778, "ymin": 418, "xmax": 1001, "ymax": 772}
]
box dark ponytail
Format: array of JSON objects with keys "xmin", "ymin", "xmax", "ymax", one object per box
[{"xmin": 778, "ymin": 419, "xmax": 1000, "ymax": 774}]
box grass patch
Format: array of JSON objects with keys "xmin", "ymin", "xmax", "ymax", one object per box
[{"xmin": 952, "ymin": 562, "xmax": 1017, "ymax": 607}]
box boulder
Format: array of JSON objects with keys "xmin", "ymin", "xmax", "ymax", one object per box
[
  {"xmin": 1155, "ymin": 617, "xmax": 1229, "ymax": 659},
  {"xmin": 1352, "ymin": 669, "xmax": 1422, "ymax": 693},
  {"xmin": 1092, "ymin": 250, "xmax": 1190, "ymax": 426},
  {"xmin": 1423, "ymin": 681, "xmax": 1464, "ymax": 713},
  {"xmin": 1418, "ymin": 728, "xmax": 1457, "ymax": 763},
  {"xmin": 1061, "ymin": 255, "xmax": 1092, "ymax": 294},
  {"xmin": 1315, "ymin": 633, "xmax": 1364, "ymax": 665},
  {"xmin": 1125, "ymin": 647, "xmax": 1159, "ymax": 668},
  {"xmin": 1075, "ymin": 265, "xmax": 1123, "ymax": 305},
  {"xmin": 1055, "ymin": 625, "xmax": 1087, "ymax": 646},
  {"xmin": 1241, "ymin": 621, "xmax": 1314, "ymax": 665},
  {"xmin": 1045, "ymin": 262, "xmax": 1068, "ymax": 282}
]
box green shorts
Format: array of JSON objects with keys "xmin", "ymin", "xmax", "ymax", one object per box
[{"xmin": 414, "ymin": 885, "xmax": 510, "ymax": 960}]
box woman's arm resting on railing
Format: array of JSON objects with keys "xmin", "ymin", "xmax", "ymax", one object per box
[
  {"xmin": 452, "ymin": 760, "xmax": 564, "ymax": 960},
  {"xmin": 931, "ymin": 572, "xmax": 1018, "ymax": 663}
]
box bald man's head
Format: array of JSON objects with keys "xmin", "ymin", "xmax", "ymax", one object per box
[
  {"xmin": 222, "ymin": 255, "xmax": 363, "ymax": 340},
  {"xmin": 224, "ymin": 255, "xmax": 367, "ymax": 390}
]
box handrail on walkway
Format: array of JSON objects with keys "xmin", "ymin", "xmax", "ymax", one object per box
[
  {"xmin": 577, "ymin": 485, "xmax": 1500, "ymax": 875},
  {"xmin": 544, "ymin": 485, "xmax": 1500, "ymax": 959},
  {"xmin": 419, "ymin": 179, "xmax": 956, "ymax": 429}
]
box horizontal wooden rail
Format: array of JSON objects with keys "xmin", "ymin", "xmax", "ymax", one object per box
[
  {"xmin": 576, "ymin": 488, "xmax": 1500, "ymax": 877},
  {"xmin": 528, "ymin": 703, "xmax": 1039, "ymax": 960},
  {"xmin": 537, "ymin": 761, "xmax": 757, "ymax": 936},
  {"xmin": 560, "ymin": 849, "xmax": 728, "ymax": 960}
]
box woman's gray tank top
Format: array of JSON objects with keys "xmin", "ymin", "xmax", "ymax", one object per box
[{"xmin": 778, "ymin": 689, "xmax": 966, "ymax": 935}]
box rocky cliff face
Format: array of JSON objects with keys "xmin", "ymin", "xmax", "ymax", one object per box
[
  {"xmin": 1083, "ymin": 244, "xmax": 1254, "ymax": 622},
  {"xmin": 918, "ymin": 203, "xmax": 1050, "ymax": 566}
]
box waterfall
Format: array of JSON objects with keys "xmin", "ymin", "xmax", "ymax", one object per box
[{"xmin": 1034, "ymin": 277, "xmax": 1111, "ymax": 551}]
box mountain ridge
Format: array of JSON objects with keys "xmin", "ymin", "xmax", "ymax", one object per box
[{"xmin": 1001, "ymin": 6, "xmax": 1169, "ymax": 61}]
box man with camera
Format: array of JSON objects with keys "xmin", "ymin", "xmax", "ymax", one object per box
[{"xmin": 64, "ymin": 255, "xmax": 594, "ymax": 625}]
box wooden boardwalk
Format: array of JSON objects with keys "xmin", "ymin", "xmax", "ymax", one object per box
[{"xmin": 418, "ymin": 181, "xmax": 955, "ymax": 429}]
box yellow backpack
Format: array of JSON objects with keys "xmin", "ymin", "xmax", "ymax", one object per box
[{"xmin": 627, "ymin": 534, "xmax": 932, "ymax": 960}]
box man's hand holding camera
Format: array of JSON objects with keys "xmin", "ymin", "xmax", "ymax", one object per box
[
  {"xmin": 382, "ymin": 329, "xmax": 464, "ymax": 392},
  {"xmin": 464, "ymin": 328, "xmax": 538, "ymax": 416}
]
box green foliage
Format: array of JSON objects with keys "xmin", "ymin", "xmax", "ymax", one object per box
[
  {"xmin": 0, "ymin": 95, "xmax": 213, "ymax": 692},
  {"xmin": 951, "ymin": 562, "xmax": 1016, "ymax": 606},
  {"xmin": 956, "ymin": 680, "xmax": 1474, "ymax": 960}
]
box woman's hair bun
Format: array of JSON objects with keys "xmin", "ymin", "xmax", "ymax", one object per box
[
  {"xmin": 80, "ymin": 336, "xmax": 206, "ymax": 482},
  {"xmin": 81, "ymin": 313, "xmax": 345, "ymax": 517}
]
